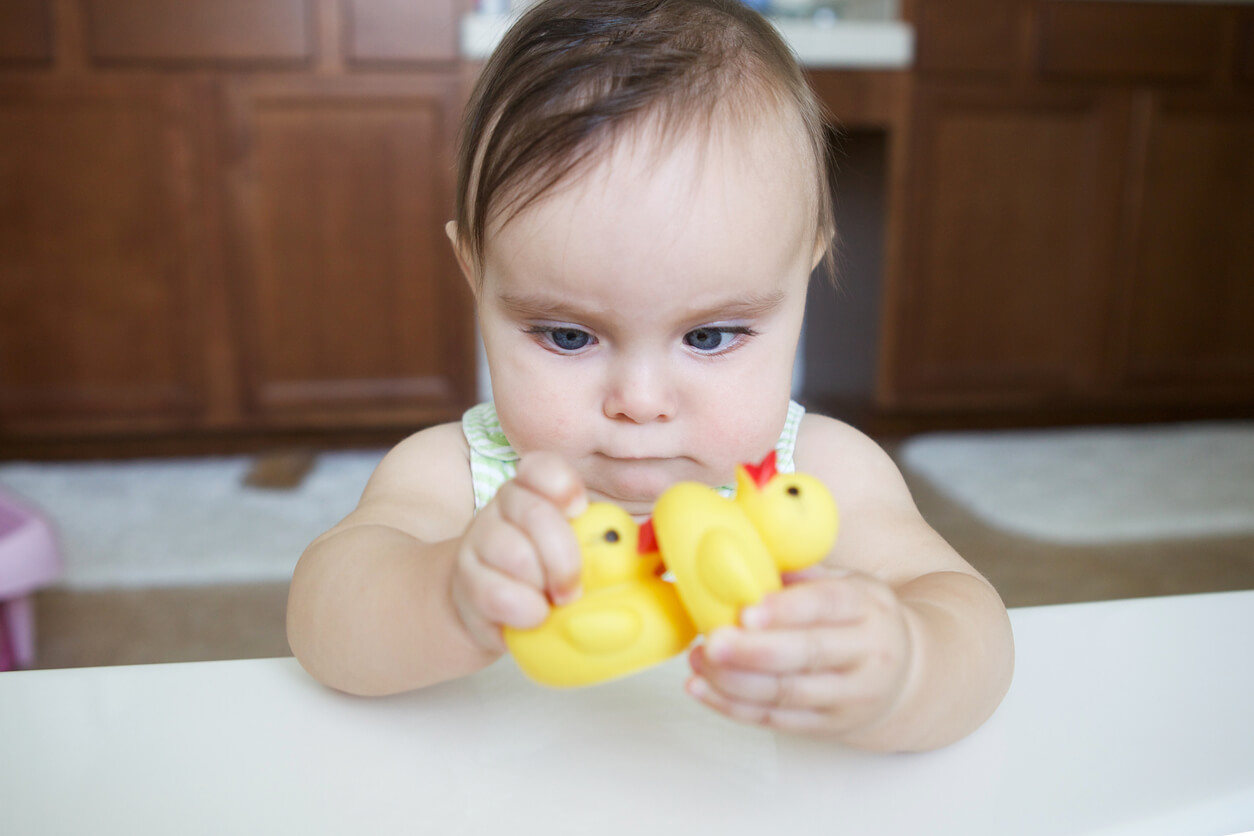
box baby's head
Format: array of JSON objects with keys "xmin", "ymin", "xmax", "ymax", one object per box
[
  {"xmin": 450, "ymin": 0, "xmax": 837, "ymax": 512},
  {"xmin": 452, "ymin": 0, "xmax": 835, "ymax": 280}
]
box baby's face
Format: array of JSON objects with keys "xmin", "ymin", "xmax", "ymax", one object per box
[{"xmin": 475, "ymin": 116, "xmax": 822, "ymax": 517}]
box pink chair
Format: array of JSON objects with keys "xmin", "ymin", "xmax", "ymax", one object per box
[{"xmin": 0, "ymin": 490, "xmax": 63, "ymax": 671}]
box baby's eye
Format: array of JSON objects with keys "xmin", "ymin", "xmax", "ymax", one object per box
[
  {"xmin": 526, "ymin": 326, "xmax": 594, "ymax": 353},
  {"xmin": 683, "ymin": 326, "xmax": 754, "ymax": 354},
  {"xmin": 550, "ymin": 328, "xmax": 590, "ymax": 351}
]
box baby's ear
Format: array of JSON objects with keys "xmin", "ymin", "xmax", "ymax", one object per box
[
  {"xmin": 810, "ymin": 233, "xmax": 829, "ymax": 273},
  {"xmin": 445, "ymin": 220, "xmax": 478, "ymax": 296}
]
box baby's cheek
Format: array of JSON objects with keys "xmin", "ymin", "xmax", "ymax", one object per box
[{"xmin": 697, "ymin": 401, "xmax": 787, "ymax": 465}]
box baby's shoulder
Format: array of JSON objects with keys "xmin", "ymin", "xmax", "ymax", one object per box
[
  {"xmin": 352, "ymin": 421, "xmax": 474, "ymax": 541},
  {"xmin": 376, "ymin": 421, "xmax": 470, "ymax": 476},
  {"xmin": 794, "ymin": 412, "xmax": 911, "ymax": 504}
]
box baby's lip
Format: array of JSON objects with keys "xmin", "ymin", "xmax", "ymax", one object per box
[{"xmin": 596, "ymin": 451, "xmax": 678, "ymax": 462}]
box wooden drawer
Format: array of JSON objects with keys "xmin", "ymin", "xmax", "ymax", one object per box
[
  {"xmin": 1238, "ymin": 9, "xmax": 1254, "ymax": 86},
  {"xmin": 345, "ymin": 0, "xmax": 460, "ymax": 64},
  {"xmin": 85, "ymin": 0, "xmax": 311, "ymax": 65},
  {"xmin": 1037, "ymin": 2, "xmax": 1225, "ymax": 82},
  {"xmin": 0, "ymin": 0, "xmax": 52, "ymax": 64},
  {"xmin": 914, "ymin": 0, "xmax": 1021, "ymax": 76}
]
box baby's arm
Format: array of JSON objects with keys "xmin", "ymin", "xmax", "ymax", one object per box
[
  {"xmin": 687, "ymin": 415, "xmax": 1014, "ymax": 751},
  {"xmin": 286, "ymin": 423, "xmax": 585, "ymax": 696}
]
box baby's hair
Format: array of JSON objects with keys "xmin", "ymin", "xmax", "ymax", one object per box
[{"xmin": 454, "ymin": 0, "xmax": 838, "ymax": 281}]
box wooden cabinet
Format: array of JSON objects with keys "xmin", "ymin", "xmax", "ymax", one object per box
[
  {"xmin": 1118, "ymin": 92, "xmax": 1254, "ymax": 397},
  {"xmin": 0, "ymin": 77, "xmax": 211, "ymax": 434},
  {"xmin": 222, "ymin": 75, "xmax": 470, "ymax": 427},
  {"xmin": 887, "ymin": 83, "xmax": 1126, "ymax": 407},
  {"xmin": 0, "ymin": 0, "xmax": 475, "ymax": 452},
  {"xmin": 876, "ymin": 0, "xmax": 1254, "ymax": 423}
]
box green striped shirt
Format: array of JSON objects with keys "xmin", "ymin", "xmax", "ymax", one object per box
[{"xmin": 462, "ymin": 400, "xmax": 806, "ymax": 513}]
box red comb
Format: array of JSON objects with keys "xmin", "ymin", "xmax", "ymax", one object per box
[
  {"xmin": 742, "ymin": 450, "xmax": 778, "ymax": 490},
  {"xmin": 637, "ymin": 518, "xmax": 657, "ymax": 555}
]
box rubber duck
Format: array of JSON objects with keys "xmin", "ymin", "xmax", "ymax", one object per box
[
  {"xmin": 646, "ymin": 451, "xmax": 839, "ymax": 634},
  {"xmin": 504, "ymin": 502, "xmax": 698, "ymax": 688}
]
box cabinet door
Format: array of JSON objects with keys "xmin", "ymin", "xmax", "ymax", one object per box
[
  {"xmin": 0, "ymin": 78, "xmax": 209, "ymax": 434},
  {"xmin": 881, "ymin": 84, "xmax": 1127, "ymax": 408},
  {"xmin": 1117, "ymin": 94, "xmax": 1254, "ymax": 399},
  {"xmin": 222, "ymin": 77, "xmax": 474, "ymax": 427}
]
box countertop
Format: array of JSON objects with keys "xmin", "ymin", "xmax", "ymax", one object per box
[{"xmin": 2, "ymin": 590, "xmax": 1252, "ymax": 835}]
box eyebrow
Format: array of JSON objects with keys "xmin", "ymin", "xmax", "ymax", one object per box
[{"xmin": 495, "ymin": 289, "xmax": 787, "ymax": 324}]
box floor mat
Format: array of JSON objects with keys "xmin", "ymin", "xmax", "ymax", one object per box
[
  {"xmin": 899, "ymin": 422, "xmax": 1254, "ymax": 545},
  {"xmin": 0, "ymin": 451, "xmax": 385, "ymax": 589}
]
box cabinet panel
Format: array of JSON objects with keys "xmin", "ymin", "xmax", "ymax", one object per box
[
  {"xmin": 914, "ymin": 0, "xmax": 1020, "ymax": 77},
  {"xmin": 885, "ymin": 86, "xmax": 1125, "ymax": 406},
  {"xmin": 1239, "ymin": 10, "xmax": 1254, "ymax": 86},
  {"xmin": 0, "ymin": 80, "xmax": 207, "ymax": 428},
  {"xmin": 344, "ymin": 0, "xmax": 460, "ymax": 65},
  {"xmin": 0, "ymin": 0, "xmax": 52, "ymax": 64},
  {"xmin": 85, "ymin": 0, "xmax": 311, "ymax": 65},
  {"xmin": 225, "ymin": 79, "xmax": 473, "ymax": 423},
  {"xmin": 1121, "ymin": 98, "xmax": 1254, "ymax": 392},
  {"xmin": 1037, "ymin": 2, "xmax": 1224, "ymax": 83}
]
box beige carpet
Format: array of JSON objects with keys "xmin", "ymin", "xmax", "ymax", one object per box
[
  {"xmin": 0, "ymin": 450, "xmax": 386, "ymax": 589},
  {"xmin": 899, "ymin": 422, "xmax": 1254, "ymax": 544}
]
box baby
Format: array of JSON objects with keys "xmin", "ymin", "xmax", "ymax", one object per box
[{"xmin": 287, "ymin": 0, "xmax": 1013, "ymax": 752}]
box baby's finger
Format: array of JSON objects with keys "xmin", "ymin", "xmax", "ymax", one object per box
[
  {"xmin": 457, "ymin": 553, "xmax": 551, "ymax": 630},
  {"xmin": 740, "ymin": 575, "xmax": 868, "ymax": 630},
  {"xmin": 471, "ymin": 506, "xmax": 546, "ymax": 589},
  {"xmin": 686, "ymin": 677, "xmax": 830, "ymax": 733},
  {"xmin": 693, "ymin": 659, "xmax": 850, "ymax": 710},
  {"xmin": 514, "ymin": 452, "xmax": 588, "ymax": 519},
  {"xmin": 704, "ymin": 625, "xmax": 865, "ymax": 674},
  {"xmin": 495, "ymin": 481, "xmax": 583, "ymax": 604}
]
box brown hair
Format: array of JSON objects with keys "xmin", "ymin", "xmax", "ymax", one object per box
[{"xmin": 454, "ymin": 0, "xmax": 838, "ymax": 279}]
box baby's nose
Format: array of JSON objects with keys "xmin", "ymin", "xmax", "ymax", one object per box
[{"xmin": 603, "ymin": 356, "xmax": 675, "ymax": 423}]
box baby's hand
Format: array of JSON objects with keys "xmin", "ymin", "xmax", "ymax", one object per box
[
  {"xmin": 451, "ymin": 452, "xmax": 588, "ymax": 652},
  {"xmin": 685, "ymin": 567, "xmax": 914, "ymax": 740}
]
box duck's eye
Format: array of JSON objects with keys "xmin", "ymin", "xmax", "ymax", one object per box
[
  {"xmin": 787, "ymin": 486, "xmax": 800, "ymax": 497},
  {"xmin": 604, "ymin": 529, "xmax": 620, "ymax": 543}
]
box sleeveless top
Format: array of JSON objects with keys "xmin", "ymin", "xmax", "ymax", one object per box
[{"xmin": 462, "ymin": 400, "xmax": 806, "ymax": 513}]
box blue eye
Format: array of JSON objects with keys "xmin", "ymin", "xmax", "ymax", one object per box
[
  {"xmin": 685, "ymin": 329, "xmax": 725, "ymax": 351},
  {"xmin": 685, "ymin": 326, "xmax": 757, "ymax": 353},
  {"xmin": 551, "ymin": 329, "xmax": 590, "ymax": 350},
  {"xmin": 527, "ymin": 326, "xmax": 592, "ymax": 352}
]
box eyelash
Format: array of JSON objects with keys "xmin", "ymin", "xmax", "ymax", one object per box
[{"xmin": 523, "ymin": 325, "xmax": 758, "ymax": 356}]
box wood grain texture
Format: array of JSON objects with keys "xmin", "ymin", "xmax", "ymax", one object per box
[
  {"xmin": 0, "ymin": 0, "xmax": 53, "ymax": 64},
  {"xmin": 221, "ymin": 77, "xmax": 474, "ymax": 423},
  {"xmin": 84, "ymin": 0, "xmax": 311, "ymax": 64},
  {"xmin": 344, "ymin": 0, "xmax": 459, "ymax": 64},
  {"xmin": 0, "ymin": 79, "xmax": 208, "ymax": 429},
  {"xmin": 1120, "ymin": 95, "xmax": 1254, "ymax": 393},
  {"xmin": 914, "ymin": 0, "xmax": 1021, "ymax": 77},
  {"xmin": 1037, "ymin": 2, "xmax": 1225, "ymax": 82},
  {"xmin": 885, "ymin": 84, "xmax": 1126, "ymax": 406}
]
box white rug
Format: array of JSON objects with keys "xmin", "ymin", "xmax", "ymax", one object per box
[
  {"xmin": 0, "ymin": 451, "xmax": 386, "ymax": 589},
  {"xmin": 899, "ymin": 422, "xmax": 1254, "ymax": 545}
]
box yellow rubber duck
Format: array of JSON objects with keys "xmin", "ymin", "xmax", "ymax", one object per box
[
  {"xmin": 648, "ymin": 451, "xmax": 839, "ymax": 634},
  {"xmin": 504, "ymin": 503, "xmax": 697, "ymax": 688}
]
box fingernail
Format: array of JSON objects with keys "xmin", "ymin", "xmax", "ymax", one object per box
[
  {"xmin": 564, "ymin": 494, "xmax": 588, "ymax": 520},
  {"xmin": 706, "ymin": 630, "xmax": 732, "ymax": 663},
  {"xmin": 553, "ymin": 585, "xmax": 582, "ymax": 606},
  {"xmin": 740, "ymin": 605, "xmax": 768, "ymax": 629},
  {"xmin": 687, "ymin": 677, "xmax": 709, "ymax": 699}
]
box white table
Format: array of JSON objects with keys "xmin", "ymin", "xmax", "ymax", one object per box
[{"xmin": 2, "ymin": 591, "xmax": 1252, "ymax": 835}]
